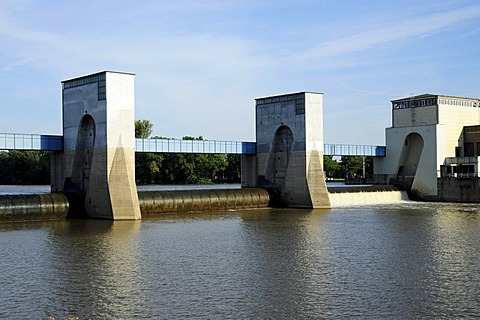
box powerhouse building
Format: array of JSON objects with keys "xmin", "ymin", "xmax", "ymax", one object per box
[{"xmin": 374, "ymin": 94, "xmax": 480, "ymax": 200}]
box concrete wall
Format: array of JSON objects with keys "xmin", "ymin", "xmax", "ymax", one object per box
[
  {"xmin": 254, "ymin": 92, "xmax": 330, "ymax": 208},
  {"xmin": 438, "ymin": 177, "xmax": 480, "ymax": 202},
  {"xmin": 374, "ymin": 124, "xmax": 446, "ymax": 199},
  {"xmin": 393, "ymin": 105, "xmax": 437, "ymax": 127},
  {"xmin": 438, "ymin": 104, "xmax": 480, "ymax": 157},
  {"xmin": 57, "ymin": 71, "xmax": 141, "ymax": 220}
]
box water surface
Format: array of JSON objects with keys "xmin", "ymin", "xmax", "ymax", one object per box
[{"xmin": 1, "ymin": 201, "xmax": 479, "ymax": 318}]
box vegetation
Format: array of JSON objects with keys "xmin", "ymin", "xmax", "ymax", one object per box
[
  {"xmin": 134, "ymin": 119, "xmax": 154, "ymax": 139},
  {"xmin": 0, "ymin": 150, "xmax": 50, "ymax": 184},
  {"xmin": 323, "ymin": 155, "xmax": 374, "ymax": 180},
  {"xmin": 134, "ymin": 120, "xmax": 240, "ymax": 185}
]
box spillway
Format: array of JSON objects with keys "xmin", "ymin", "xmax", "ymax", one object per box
[
  {"xmin": 0, "ymin": 193, "xmax": 70, "ymax": 222},
  {"xmin": 138, "ymin": 188, "xmax": 270, "ymax": 214},
  {"xmin": 328, "ymin": 185, "xmax": 409, "ymax": 207},
  {"xmin": 0, "ymin": 188, "xmax": 270, "ymax": 221}
]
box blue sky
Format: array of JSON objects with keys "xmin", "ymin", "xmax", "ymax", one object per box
[{"xmin": 1, "ymin": 0, "xmax": 479, "ymax": 145}]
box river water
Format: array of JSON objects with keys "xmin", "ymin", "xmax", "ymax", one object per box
[{"xmin": 1, "ymin": 186, "xmax": 479, "ymax": 318}]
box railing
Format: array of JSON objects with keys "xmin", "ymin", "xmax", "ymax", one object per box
[
  {"xmin": 324, "ymin": 144, "xmax": 386, "ymax": 157},
  {"xmin": 444, "ymin": 156, "xmax": 478, "ymax": 165},
  {"xmin": 135, "ymin": 138, "xmax": 256, "ymax": 155},
  {"xmin": 0, "ymin": 133, "xmax": 387, "ymax": 157},
  {"xmin": 0, "ymin": 133, "xmax": 63, "ymax": 151}
]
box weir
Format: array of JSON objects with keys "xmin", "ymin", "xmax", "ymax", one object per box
[
  {"xmin": 0, "ymin": 188, "xmax": 270, "ymax": 222},
  {"xmin": 0, "ymin": 71, "xmax": 390, "ymax": 221},
  {"xmin": 328, "ymin": 186, "xmax": 409, "ymax": 207}
]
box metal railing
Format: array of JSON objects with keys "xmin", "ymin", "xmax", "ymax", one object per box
[
  {"xmin": 135, "ymin": 138, "xmax": 256, "ymax": 155},
  {"xmin": 0, "ymin": 133, "xmax": 387, "ymax": 157},
  {"xmin": 0, "ymin": 133, "xmax": 63, "ymax": 151},
  {"xmin": 324, "ymin": 144, "xmax": 386, "ymax": 157}
]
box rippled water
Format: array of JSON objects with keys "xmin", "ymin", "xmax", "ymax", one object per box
[{"xmin": 1, "ymin": 197, "xmax": 479, "ymax": 318}]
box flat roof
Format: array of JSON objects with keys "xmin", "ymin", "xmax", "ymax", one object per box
[
  {"xmin": 255, "ymin": 91, "xmax": 323, "ymax": 101},
  {"xmin": 392, "ymin": 93, "xmax": 480, "ymax": 102},
  {"xmin": 61, "ymin": 70, "xmax": 135, "ymax": 83}
]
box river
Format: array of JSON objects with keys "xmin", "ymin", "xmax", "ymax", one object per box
[{"xmin": 0, "ymin": 186, "xmax": 479, "ymax": 318}]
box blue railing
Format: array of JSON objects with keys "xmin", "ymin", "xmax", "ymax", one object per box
[
  {"xmin": 135, "ymin": 138, "xmax": 256, "ymax": 155},
  {"xmin": 0, "ymin": 134, "xmax": 386, "ymax": 157},
  {"xmin": 324, "ymin": 144, "xmax": 386, "ymax": 157},
  {"xmin": 0, "ymin": 133, "xmax": 63, "ymax": 151}
]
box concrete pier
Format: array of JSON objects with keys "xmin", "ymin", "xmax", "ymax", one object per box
[
  {"xmin": 51, "ymin": 71, "xmax": 141, "ymax": 220},
  {"xmin": 242, "ymin": 92, "xmax": 331, "ymax": 208}
]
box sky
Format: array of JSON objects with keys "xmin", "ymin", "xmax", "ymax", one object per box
[{"xmin": 1, "ymin": 0, "xmax": 479, "ymax": 145}]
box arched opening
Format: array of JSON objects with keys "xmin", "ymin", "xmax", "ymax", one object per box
[
  {"xmin": 71, "ymin": 115, "xmax": 96, "ymax": 194},
  {"xmin": 396, "ymin": 132, "xmax": 424, "ymax": 189},
  {"xmin": 266, "ymin": 125, "xmax": 294, "ymax": 193}
]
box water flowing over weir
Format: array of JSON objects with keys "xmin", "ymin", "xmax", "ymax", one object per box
[
  {"xmin": 0, "ymin": 194, "xmax": 69, "ymax": 221},
  {"xmin": 328, "ymin": 185, "xmax": 409, "ymax": 207},
  {"xmin": 0, "ymin": 188, "xmax": 271, "ymax": 221},
  {"xmin": 0, "ymin": 186, "xmax": 410, "ymax": 221},
  {"xmin": 138, "ymin": 188, "xmax": 270, "ymax": 214}
]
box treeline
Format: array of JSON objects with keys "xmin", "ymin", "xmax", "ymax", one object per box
[
  {"xmin": 323, "ymin": 155, "xmax": 373, "ymax": 180},
  {"xmin": 135, "ymin": 140, "xmax": 240, "ymax": 185},
  {"xmin": 134, "ymin": 120, "xmax": 240, "ymax": 184},
  {"xmin": 0, "ymin": 150, "xmax": 50, "ymax": 184}
]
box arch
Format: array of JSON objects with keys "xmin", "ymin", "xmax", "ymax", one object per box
[
  {"xmin": 266, "ymin": 125, "xmax": 294, "ymax": 192},
  {"xmin": 71, "ymin": 114, "xmax": 96, "ymax": 194},
  {"xmin": 397, "ymin": 132, "xmax": 424, "ymax": 182}
]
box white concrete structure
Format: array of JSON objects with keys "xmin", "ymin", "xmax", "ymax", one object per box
[
  {"xmin": 374, "ymin": 94, "xmax": 480, "ymax": 200},
  {"xmin": 242, "ymin": 92, "xmax": 330, "ymax": 208},
  {"xmin": 51, "ymin": 71, "xmax": 141, "ymax": 220}
]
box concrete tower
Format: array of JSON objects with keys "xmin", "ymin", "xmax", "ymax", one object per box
[
  {"xmin": 51, "ymin": 71, "xmax": 141, "ymax": 220},
  {"xmin": 242, "ymin": 92, "xmax": 330, "ymax": 208}
]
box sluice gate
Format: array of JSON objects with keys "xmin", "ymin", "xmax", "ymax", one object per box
[{"xmin": 0, "ymin": 188, "xmax": 271, "ymax": 222}]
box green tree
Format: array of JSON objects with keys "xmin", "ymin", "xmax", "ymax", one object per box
[
  {"xmin": 134, "ymin": 134, "xmax": 239, "ymax": 185},
  {"xmin": 341, "ymin": 156, "xmax": 373, "ymax": 179},
  {"xmin": 135, "ymin": 119, "xmax": 154, "ymax": 138},
  {"xmin": 0, "ymin": 150, "xmax": 50, "ymax": 184},
  {"xmin": 323, "ymin": 156, "xmax": 342, "ymax": 179},
  {"xmin": 224, "ymin": 154, "xmax": 241, "ymax": 182}
]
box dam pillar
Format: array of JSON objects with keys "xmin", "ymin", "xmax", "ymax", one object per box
[
  {"xmin": 254, "ymin": 92, "xmax": 330, "ymax": 208},
  {"xmin": 52, "ymin": 71, "xmax": 141, "ymax": 220}
]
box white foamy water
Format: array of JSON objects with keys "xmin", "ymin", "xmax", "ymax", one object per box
[{"xmin": 328, "ymin": 189, "xmax": 410, "ymax": 207}]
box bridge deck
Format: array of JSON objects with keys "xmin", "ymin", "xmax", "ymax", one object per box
[
  {"xmin": 0, "ymin": 134, "xmax": 385, "ymax": 156},
  {"xmin": 324, "ymin": 144, "xmax": 386, "ymax": 157},
  {"xmin": 135, "ymin": 138, "xmax": 256, "ymax": 154},
  {"xmin": 0, "ymin": 133, "xmax": 63, "ymax": 151}
]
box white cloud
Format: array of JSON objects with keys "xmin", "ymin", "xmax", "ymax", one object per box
[{"xmin": 293, "ymin": 5, "xmax": 480, "ymax": 62}]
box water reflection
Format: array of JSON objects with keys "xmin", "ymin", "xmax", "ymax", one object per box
[
  {"xmin": 237, "ymin": 209, "xmax": 331, "ymax": 318},
  {"xmin": 0, "ymin": 204, "xmax": 479, "ymax": 318},
  {"xmin": 46, "ymin": 220, "xmax": 145, "ymax": 318}
]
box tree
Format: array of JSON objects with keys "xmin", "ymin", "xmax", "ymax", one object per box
[
  {"xmin": 0, "ymin": 150, "xmax": 50, "ymax": 184},
  {"xmin": 341, "ymin": 156, "xmax": 373, "ymax": 179},
  {"xmin": 323, "ymin": 156, "xmax": 342, "ymax": 179},
  {"xmin": 135, "ymin": 119, "xmax": 153, "ymax": 138},
  {"xmin": 134, "ymin": 132, "xmax": 239, "ymax": 185}
]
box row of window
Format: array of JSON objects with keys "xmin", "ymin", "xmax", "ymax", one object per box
[
  {"xmin": 392, "ymin": 98, "xmax": 436, "ymax": 109},
  {"xmin": 63, "ymin": 73, "xmax": 106, "ymax": 89},
  {"xmin": 438, "ymin": 99, "xmax": 479, "ymax": 108},
  {"xmin": 256, "ymin": 94, "xmax": 304, "ymax": 106}
]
